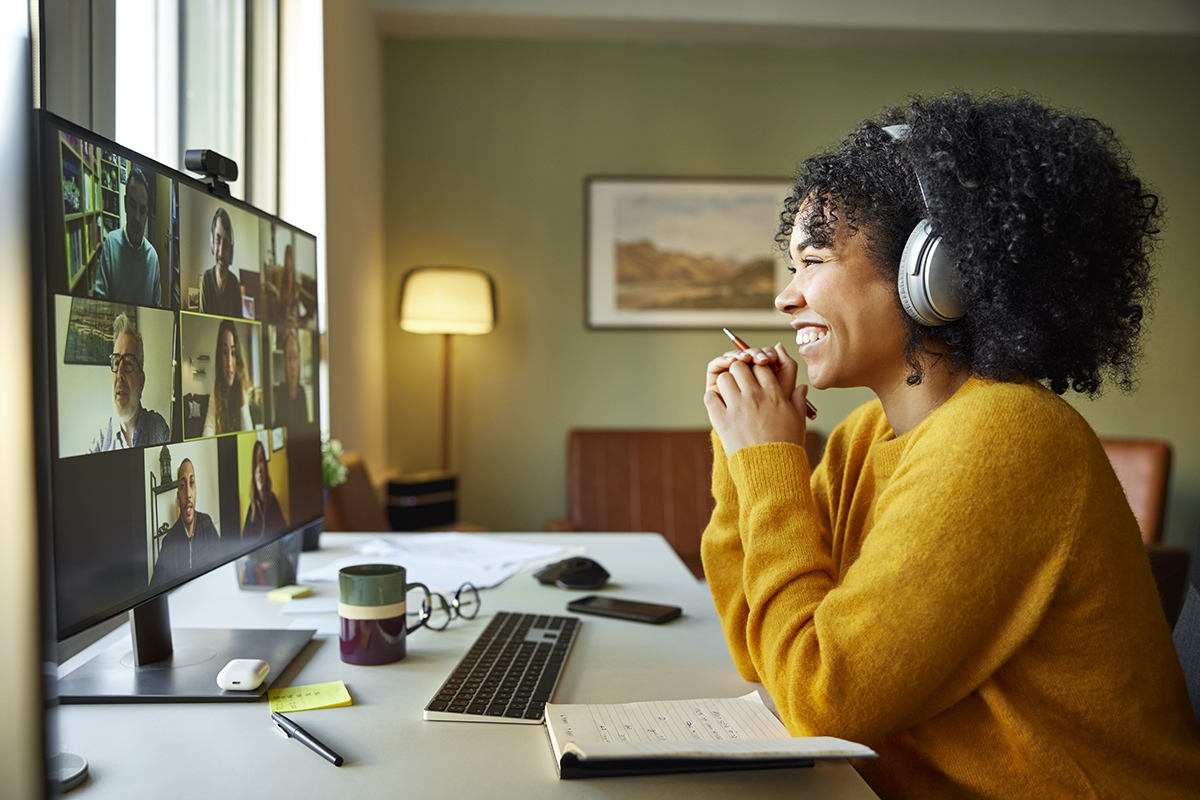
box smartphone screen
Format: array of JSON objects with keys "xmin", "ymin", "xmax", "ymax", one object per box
[{"xmin": 566, "ymin": 596, "xmax": 682, "ymax": 624}]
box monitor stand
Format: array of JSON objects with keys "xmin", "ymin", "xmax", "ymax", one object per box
[{"xmin": 57, "ymin": 593, "xmax": 313, "ymax": 704}]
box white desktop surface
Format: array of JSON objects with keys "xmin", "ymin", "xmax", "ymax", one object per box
[{"xmin": 56, "ymin": 532, "xmax": 879, "ymax": 799}]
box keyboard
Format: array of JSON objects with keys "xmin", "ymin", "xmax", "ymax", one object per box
[{"xmin": 423, "ymin": 611, "xmax": 580, "ymax": 724}]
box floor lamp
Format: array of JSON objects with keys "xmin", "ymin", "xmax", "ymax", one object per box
[{"xmin": 398, "ymin": 266, "xmax": 496, "ymax": 472}]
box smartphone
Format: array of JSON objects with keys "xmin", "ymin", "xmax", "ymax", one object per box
[{"xmin": 566, "ymin": 595, "xmax": 682, "ymax": 624}]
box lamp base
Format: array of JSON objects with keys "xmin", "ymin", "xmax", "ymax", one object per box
[{"xmin": 388, "ymin": 471, "xmax": 458, "ymax": 530}]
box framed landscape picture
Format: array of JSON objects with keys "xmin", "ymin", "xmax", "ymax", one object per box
[{"xmin": 586, "ymin": 176, "xmax": 794, "ymax": 329}]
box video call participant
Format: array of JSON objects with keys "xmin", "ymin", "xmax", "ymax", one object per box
[
  {"xmin": 272, "ymin": 327, "xmax": 308, "ymax": 428},
  {"xmin": 243, "ymin": 439, "xmax": 285, "ymax": 539},
  {"xmin": 199, "ymin": 207, "xmax": 243, "ymax": 318},
  {"xmin": 93, "ymin": 165, "xmax": 161, "ymax": 307},
  {"xmin": 203, "ymin": 319, "xmax": 255, "ymax": 436},
  {"xmin": 151, "ymin": 458, "xmax": 220, "ymax": 586},
  {"xmin": 270, "ymin": 244, "xmax": 300, "ymax": 325},
  {"xmin": 701, "ymin": 93, "xmax": 1200, "ymax": 798},
  {"xmin": 91, "ymin": 312, "xmax": 170, "ymax": 452}
]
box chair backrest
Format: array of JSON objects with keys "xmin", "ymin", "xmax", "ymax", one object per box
[
  {"xmin": 1172, "ymin": 557, "xmax": 1200, "ymax": 728},
  {"xmin": 324, "ymin": 451, "xmax": 390, "ymax": 533},
  {"xmin": 1099, "ymin": 437, "xmax": 1172, "ymax": 544},
  {"xmin": 564, "ymin": 428, "xmax": 824, "ymax": 579}
]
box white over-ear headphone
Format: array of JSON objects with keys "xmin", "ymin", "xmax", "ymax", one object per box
[{"xmin": 882, "ymin": 125, "xmax": 964, "ymax": 326}]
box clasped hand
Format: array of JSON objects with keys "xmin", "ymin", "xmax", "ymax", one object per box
[{"xmin": 703, "ymin": 344, "xmax": 810, "ymax": 457}]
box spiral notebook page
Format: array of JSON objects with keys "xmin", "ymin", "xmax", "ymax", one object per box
[
  {"xmin": 567, "ymin": 693, "xmax": 789, "ymax": 745},
  {"xmin": 544, "ymin": 692, "xmax": 876, "ymax": 763}
]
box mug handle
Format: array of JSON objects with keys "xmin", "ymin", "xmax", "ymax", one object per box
[{"xmin": 405, "ymin": 582, "xmax": 432, "ymax": 634}]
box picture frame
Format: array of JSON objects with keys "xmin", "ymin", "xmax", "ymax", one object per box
[{"xmin": 586, "ymin": 176, "xmax": 794, "ymax": 329}]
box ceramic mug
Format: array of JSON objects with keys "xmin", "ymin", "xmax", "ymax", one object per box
[{"xmin": 338, "ymin": 564, "xmax": 431, "ymax": 665}]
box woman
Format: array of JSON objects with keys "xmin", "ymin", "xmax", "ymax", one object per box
[
  {"xmin": 702, "ymin": 93, "xmax": 1200, "ymax": 799},
  {"xmin": 243, "ymin": 439, "xmax": 286, "ymax": 539},
  {"xmin": 202, "ymin": 319, "xmax": 254, "ymax": 436}
]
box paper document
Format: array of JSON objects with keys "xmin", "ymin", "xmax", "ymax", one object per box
[
  {"xmin": 279, "ymin": 597, "xmax": 338, "ymax": 615},
  {"xmin": 544, "ymin": 692, "xmax": 875, "ymax": 771},
  {"xmin": 297, "ymin": 533, "xmax": 570, "ymax": 591},
  {"xmin": 286, "ymin": 617, "xmax": 340, "ymax": 637}
]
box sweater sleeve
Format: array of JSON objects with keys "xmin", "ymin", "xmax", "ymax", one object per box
[
  {"xmin": 700, "ymin": 430, "xmax": 759, "ymax": 681},
  {"xmin": 727, "ymin": 389, "xmax": 1089, "ymax": 744}
]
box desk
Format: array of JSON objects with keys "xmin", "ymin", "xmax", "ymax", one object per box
[{"xmin": 57, "ymin": 533, "xmax": 879, "ymax": 799}]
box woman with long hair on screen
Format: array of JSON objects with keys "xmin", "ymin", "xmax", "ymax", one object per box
[
  {"xmin": 243, "ymin": 439, "xmax": 285, "ymax": 539},
  {"xmin": 701, "ymin": 92, "xmax": 1200, "ymax": 798},
  {"xmin": 202, "ymin": 319, "xmax": 254, "ymax": 436}
]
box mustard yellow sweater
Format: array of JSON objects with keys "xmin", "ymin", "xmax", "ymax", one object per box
[{"xmin": 702, "ymin": 376, "xmax": 1200, "ymax": 799}]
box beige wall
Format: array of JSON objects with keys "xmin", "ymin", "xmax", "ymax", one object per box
[
  {"xmin": 378, "ymin": 38, "xmax": 1200, "ymax": 550},
  {"xmin": 323, "ymin": 0, "xmax": 389, "ymax": 478}
]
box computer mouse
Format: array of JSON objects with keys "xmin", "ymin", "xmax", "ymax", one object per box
[
  {"xmin": 534, "ymin": 557, "xmax": 611, "ymax": 590},
  {"xmin": 217, "ymin": 658, "xmax": 270, "ymax": 691}
]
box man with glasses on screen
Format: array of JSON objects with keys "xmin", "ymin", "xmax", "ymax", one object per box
[
  {"xmin": 91, "ymin": 312, "xmax": 170, "ymax": 452},
  {"xmin": 152, "ymin": 458, "xmax": 221, "ymax": 586},
  {"xmin": 93, "ymin": 165, "xmax": 161, "ymax": 307}
]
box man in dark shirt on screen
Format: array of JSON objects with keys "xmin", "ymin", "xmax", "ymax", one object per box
[
  {"xmin": 272, "ymin": 327, "xmax": 309, "ymax": 428},
  {"xmin": 152, "ymin": 459, "xmax": 220, "ymax": 586},
  {"xmin": 198, "ymin": 207, "xmax": 243, "ymax": 318}
]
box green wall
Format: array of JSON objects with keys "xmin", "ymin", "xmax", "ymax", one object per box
[{"xmin": 382, "ymin": 38, "xmax": 1200, "ymax": 550}]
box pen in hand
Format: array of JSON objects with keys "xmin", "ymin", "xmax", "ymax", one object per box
[
  {"xmin": 272, "ymin": 711, "xmax": 344, "ymax": 767},
  {"xmin": 722, "ymin": 327, "xmax": 818, "ymax": 420}
]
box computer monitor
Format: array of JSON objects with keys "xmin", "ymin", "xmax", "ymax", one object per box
[{"xmin": 32, "ymin": 110, "xmax": 324, "ymax": 703}]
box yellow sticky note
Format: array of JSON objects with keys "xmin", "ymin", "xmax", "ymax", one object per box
[
  {"xmin": 267, "ymin": 584, "xmax": 312, "ymax": 602},
  {"xmin": 268, "ymin": 681, "xmax": 353, "ymax": 713}
]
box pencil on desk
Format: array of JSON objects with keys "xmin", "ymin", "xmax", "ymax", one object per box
[{"xmin": 722, "ymin": 327, "xmax": 818, "ymax": 420}]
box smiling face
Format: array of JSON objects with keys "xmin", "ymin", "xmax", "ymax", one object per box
[
  {"xmin": 212, "ymin": 214, "xmax": 233, "ymax": 273},
  {"xmin": 218, "ymin": 327, "xmax": 237, "ymax": 388},
  {"xmin": 776, "ymin": 209, "xmax": 911, "ymax": 394}
]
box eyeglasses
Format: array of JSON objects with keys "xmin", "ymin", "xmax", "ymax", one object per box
[
  {"xmin": 408, "ymin": 582, "xmax": 481, "ymax": 632},
  {"xmin": 109, "ymin": 353, "xmax": 143, "ymax": 374}
]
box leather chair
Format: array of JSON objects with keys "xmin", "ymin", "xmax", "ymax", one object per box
[
  {"xmin": 323, "ymin": 451, "xmax": 390, "ymax": 533},
  {"xmin": 547, "ymin": 428, "xmax": 825, "ymax": 579},
  {"xmin": 1099, "ymin": 436, "xmax": 1190, "ymax": 629},
  {"xmin": 1099, "ymin": 437, "xmax": 1171, "ymax": 544}
]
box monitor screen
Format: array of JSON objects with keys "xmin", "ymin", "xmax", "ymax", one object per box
[{"xmin": 37, "ymin": 111, "xmax": 324, "ymax": 644}]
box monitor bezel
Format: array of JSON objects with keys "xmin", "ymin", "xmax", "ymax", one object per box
[{"xmin": 33, "ymin": 109, "xmax": 325, "ymax": 644}]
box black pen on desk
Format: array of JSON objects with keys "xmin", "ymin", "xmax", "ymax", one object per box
[
  {"xmin": 272, "ymin": 711, "xmax": 344, "ymax": 766},
  {"xmin": 723, "ymin": 327, "xmax": 818, "ymax": 420}
]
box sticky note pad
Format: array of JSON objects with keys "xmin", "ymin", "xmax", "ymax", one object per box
[
  {"xmin": 267, "ymin": 584, "xmax": 313, "ymax": 602},
  {"xmin": 268, "ymin": 681, "xmax": 353, "ymax": 713}
]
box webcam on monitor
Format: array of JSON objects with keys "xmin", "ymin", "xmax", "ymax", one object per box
[{"xmin": 185, "ymin": 148, "xmax": 238, "ymax": 197}]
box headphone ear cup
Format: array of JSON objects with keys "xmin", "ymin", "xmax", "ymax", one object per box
[{"xmin": 897, "ymin": 220, "xmax": 964, "ymax": 326}]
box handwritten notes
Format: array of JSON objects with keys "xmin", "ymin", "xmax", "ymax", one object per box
[
  {"xmin": 267, "ymin": 681, "xmax": 352, "ymax": 713},
  {"xmin": 549, "ymin": 693, "xmax": 789, "ymax": 749},
  {"xmin": 544, "ymin": 692, "xmax": 876, "ymax": 767}
]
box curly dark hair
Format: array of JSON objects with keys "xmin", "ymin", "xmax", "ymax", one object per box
[{"xmin": 777, "ymin": 91, "xmax": 1161, "ymax": 396}]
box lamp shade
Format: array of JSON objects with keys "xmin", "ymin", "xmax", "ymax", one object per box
[{"xmin": 398, "ymin": 266, "xmax": 496, "ymax": 335}]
